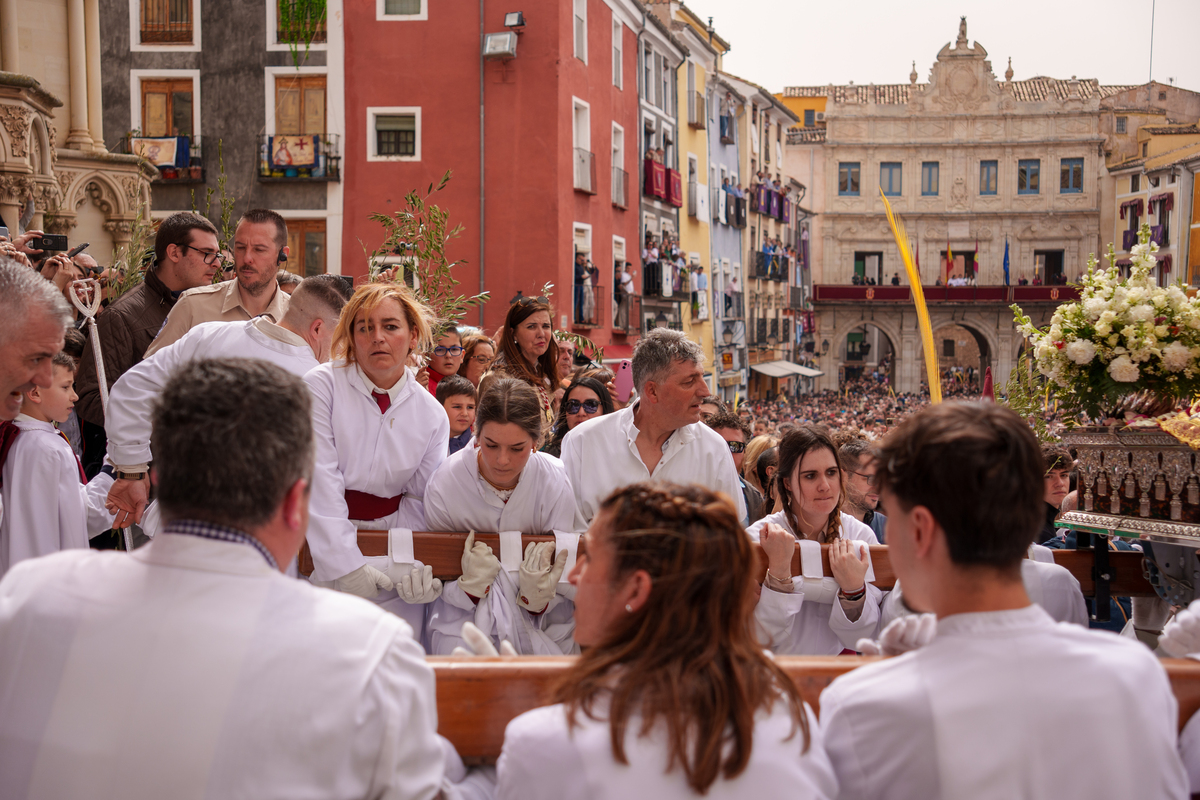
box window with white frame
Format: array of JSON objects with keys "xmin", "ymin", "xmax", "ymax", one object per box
[
  {"xmin": 612, "ymin": 123, "xmax": 626, "ymax": 206},
  {"xmin": 368, "ymin": 107, "xmax": 420, "ymax": 161},
  {"xmin": 612, "ymin": 19, "xmax": 623, "ymax": 88},
  {"xmin": 133, "ymin": 0, "xmax": 201, "ymax": 50},
  {"xmin": 131, "ymin": 70, "xmax": 201, "ymax": 137},
  {"xmin": 643, "ymin": 45, "xmax": 653, "ymax": 103},
  {"xmin": 377, "ymin": 0, "xmax": 427, "ymax": 20},
  {"xmin": 573, "ymin": 0, "xmax": 587, "ymax": 62},
  {"xmin": 573, "ymin": 99, "xmax": 593, "ymax": 193}
]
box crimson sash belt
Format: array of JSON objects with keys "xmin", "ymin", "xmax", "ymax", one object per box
[{"xmin": 344, "ymin": 489, "xmax": 404, "ymax": 521}]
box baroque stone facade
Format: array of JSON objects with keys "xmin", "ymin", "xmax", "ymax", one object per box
[{"xmin": 785, "ymin": 19, "xmax": 1125, "ymax": 393}]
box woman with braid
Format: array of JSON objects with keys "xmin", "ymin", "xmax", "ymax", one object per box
[
  {"xmin": 496, "ymin": 482, "xmax": 837, "ymax": 798},
  {"xmin": 748, "ymin": 425, "xmax": 883, "ymax": 655}
]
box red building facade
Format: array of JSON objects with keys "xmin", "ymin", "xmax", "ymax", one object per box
[{"xmin": 342, "ymin": 0, "xmax": 646, "ymax": 356}]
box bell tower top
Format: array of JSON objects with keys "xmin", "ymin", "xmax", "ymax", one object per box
[{"xmin": 956, "ymin": 16, "xmax": 968, "ymax": 48}]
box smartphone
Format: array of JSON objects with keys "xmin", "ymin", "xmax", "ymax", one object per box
[
  {"xmin": 66, "ymin": 242, "xmax": 90, "ymax": 259},
  {"xmin": 32, "ymin": 234, "xmax": 68, "ymax": 251},
  {"xmin": 614, "ymin": 359, "xmax": 634, "ymax": 403},
  {"xmin": 0, "ymin": 226, "xmax": 8, "ymax": 239}
]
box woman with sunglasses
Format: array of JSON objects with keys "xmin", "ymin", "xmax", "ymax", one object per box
[
  {"xmin": 457, "ymin": 333, "xmax": 495, "ymax": 388},
  {"xmin": 496, "ymin": 482, "xmax": 837, "ymax": 798},
  {"xmin": 425, "ymin": 326, "xmax": 464, "ymax": 395},
  {"xmin": 542, "ymin": 376, "xmax": 614, "ymax": 458},
  {"xmin": 748, "ymin": 425, "xmax": 881, "ymax": 656},
  {"xmin": 425, "ymin": 378, "xmax": 583, "ymax": 655},
  {"xmin": 487, "ymin": 296, "xmax": 559, "ymax": 429}
]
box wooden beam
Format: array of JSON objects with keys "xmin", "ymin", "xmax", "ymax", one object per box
[
  {"xmin": 300, "ymin": 531, "xmax": 1156, "ymax": 597},
  {"xmin": 430, "ymin": 656, "xmax": 1200, "ymax": 762}
]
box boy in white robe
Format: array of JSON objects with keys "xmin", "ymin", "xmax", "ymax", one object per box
[
  {"xmin": 0, "ymin": 353, "xmax": 114, "ymax": 577},
  {"xmin": 819, "ymin": 401, "xmax": 1187, "ymax": 800}
]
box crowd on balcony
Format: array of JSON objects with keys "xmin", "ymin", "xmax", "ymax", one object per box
[{"xmin": 641, "ymin": 232, "xmax": 700, "ymax": 298}]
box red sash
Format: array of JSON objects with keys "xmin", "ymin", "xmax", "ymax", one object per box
[{"xmin": 344, "ymin": 490, "xmax": 403, "ymax": 521}]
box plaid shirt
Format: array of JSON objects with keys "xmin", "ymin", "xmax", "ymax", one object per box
[{"xmin": 164, "ymin": 519, "xmax": 278, "ymax": 571}]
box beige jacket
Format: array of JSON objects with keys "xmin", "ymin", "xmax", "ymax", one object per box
[{"xmin": 143, "ymin": 279, "xmax": 289, "ymax": 357}]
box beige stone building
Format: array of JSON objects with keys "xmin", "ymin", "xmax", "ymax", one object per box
[
  {"xmin": 783, "ymin": 18, "xmax": 1139, "ymax": 394},
  {"xmin": 0, "ymin": 0, "xmax": 152, "ymax": 258}
]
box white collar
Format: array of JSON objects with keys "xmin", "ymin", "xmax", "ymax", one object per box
[
  {"xmin": 936, "ymin": 604, "xmax": 1050, "ymax": 638},
  {"xmin": 253, "ymin": 317, "xmax": 309, "ymax": 349},
  {"xmin": 14, "ymin": 413, "xmax": 55, "ymax": 431},
  {"xmin": 355, "ymin": 362, "xmax": 408, "ymax": 403}
]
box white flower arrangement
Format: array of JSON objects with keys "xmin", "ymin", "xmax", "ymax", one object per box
[{"xmin": 1012, "ymin": 224, "xmax": 1200, "ymax": 420}]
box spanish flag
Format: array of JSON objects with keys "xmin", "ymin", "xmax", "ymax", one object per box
[{"xmin": 946, "ymin": 241, "xmax": 954, "ymax": 281}]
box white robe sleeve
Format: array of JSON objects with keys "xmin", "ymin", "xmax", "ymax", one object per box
[
  {"xmin": 559, "ymin": 429, "xmax": 590, "ymax": 523},
  {"xmin": 497, "ymin": 707, "xmax": 584, "ymax": 800},
  {"xmin": 105, "ymin": 335, "xmax": 189, "ymax": 468},
  {"xmin": 400, "ymin": 410, "xmax": 450, "ymax": 530},
  {"xmin": 543, "ymin": 468, "xmax": 584, "ymax": 534},
  {"xmin": 303, "ymin": 368, "xmax": 366, "ymax": 582},
  {"xmin": 754, "ymin": 583, "xmax": 806, "ymax": 650},
  {"xmin": 84, "ymin": 472, "xmax": 116, "ymax": 537},
  {"xmin": 1180, "ymin": 710, "xmax": 1200, "ymax": 796},
  {"xmin": 828, "ymin": 583, "xmax": 882, "ymax": 649},
  {"xmin": 422, "ymin": 461, "xmax": 456, "ymax": 532}
]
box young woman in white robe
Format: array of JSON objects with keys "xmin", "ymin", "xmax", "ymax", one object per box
[
  {"xmin": 496, "ymin": 481, "xmax": 837, "ymax": 799},
  {"xmin": 748, "ymin": 424, "xmax": 882, "ymax": 655},
  {"xmin": 304, "ymin": 282, "xmax": 448, "ymax": 640},
  {"xmin": 425, "ymin": 378, "xmax": 583, "ymax": 655}
]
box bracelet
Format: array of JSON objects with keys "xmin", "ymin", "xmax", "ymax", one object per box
[
  {"xmin": 766, "ymin": 570, "xmax": 792, "ymax": 584},
  {"xmin": 838, "ymin": 586, "xmax": 867, "ymax": 602}
]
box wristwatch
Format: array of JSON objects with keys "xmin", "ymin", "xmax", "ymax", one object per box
[{"xmin": 114, "ymin": 471, "xmax": 147, "ymax": 481}]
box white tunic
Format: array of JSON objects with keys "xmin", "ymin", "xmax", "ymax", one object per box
[
  {"xmin": 0, "ymin": 533, "xmax": 476, "ymax": 800},
  {"xmin": 820, "ymin": 605, "xmax": 1188, "ymax": 800},
  {"xmin": 0, "ymin": 415, "xmax": 114, "ymax": 578},
  {"xmin": 881, "ymin": 560, "xmax": 1089, "ymax": 628},
  {"xmin": 1179, "ymin": 707, "xmax": 1200, "ymax": 795},
  {"xmin": 425, "ymin": 446, "xmax": 583, "ymax": 656},
  {"xmin": 106, "ymin": 318, "xmax": 318, "ymax": 468},
  {"xmin": 747, "ymin": 511, "xmax": 882, "ymax": 655},
  {"xmin": 497, "ymin": 697, "xmax": 837, "ymax": 800},
  {"xmin": 560, "ymin": 404, "xmax": 747, "ymax": 524}
]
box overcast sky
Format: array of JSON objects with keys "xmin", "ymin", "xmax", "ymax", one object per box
[{"xmin": 683, "ymin": 0, "xmax": 1200, "ymax": 96}]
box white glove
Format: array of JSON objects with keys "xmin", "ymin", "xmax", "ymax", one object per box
[
  {"xmin": 856, "ymin": 613, "xmax": 937, "ymax": 656},
  {"xmin": 459, "ymin": 531, "xmax": 502, "ymax": 599},
  {"xmin": 334, "ymin": 564, "xmax": 394, "ymax": 599},
  {"xmin": 395, "ymin": 564, "xmax": 443, "ymax": 604},
  {"xmin": 450, "ymin": 621, "xmax": 519, "ymax": 657},
  {"xmin": 1158, "ymin": 599, "xmax": 1200, "ymax": 657},
  {"xmin": 517, "ymin": 542, "xmax": 568, "ymax": 613}
]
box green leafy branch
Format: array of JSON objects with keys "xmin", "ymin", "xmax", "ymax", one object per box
[{"xmin": 278, "ymin": 0, "xmax": 327, "ymax": 67}]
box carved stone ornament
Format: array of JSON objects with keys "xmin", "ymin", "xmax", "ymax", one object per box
[
  {"xmin": 56, "ymin": 170, "xmax": 77, "ymax": 197},
  {"xmin": 0, "ymin": 105, "xmax": 33, "ymax": 158},
  {"xmin": 0, "ymin": 174, "xmax": 35, "ymax": 203}
]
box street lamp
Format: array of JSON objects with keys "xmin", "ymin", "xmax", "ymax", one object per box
[
  {"xmin": 722, "ymin": 323, "xmax": 734, "ymax": 345},
  {"xmin": 655, "ymin": 312, "xmax": 669, "ymax": 328},
  {"xmin": 821, "ymin": 339, "xmax": 830, "ymax": 355}
]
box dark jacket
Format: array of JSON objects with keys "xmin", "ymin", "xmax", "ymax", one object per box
[{"xmin": 75, "ymin": 269, "xmax": 179, "ymax": 427}]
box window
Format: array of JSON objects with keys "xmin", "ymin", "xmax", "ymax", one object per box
[
  {"xmin": 283, "ymin": 219, "xmax": 326, "ymax": 277},
  {"xmin": 804, "ymin": 109, "xmax": 814, "ymax": 127},
  {"xmin": 573, "ymin": 0, "xmax": 586, "ymax": 62},
  {"xmin": 661, "ymin": 55, "xmax": 671, "ymax": 113},
  {"xmin": 838, "ymin": 162, "xmax": 860, "ymax": 196},
  {"xmin": 980, "ymin": 160, "xmax": 997, "ymax": 195},
  {"xmin": 612, "ymin": 123, "xmax": 626, "ymax": 207},
  {"xmin": 141, "ymin": 78, "xmax": 194, "ymax": 136},
  {"xmin": 943, "ymin": 339, "xmax": 955, "ymax": 357},
  {"xmin": 612, "ymin": 20, "xmax": 622, "ymax": 88},
  {"xmin": 275, "ymin": 75, "xmax": 325, "ymax": 134},
  {"xmin": 1131, "ymin": 174, "xmax": 1140, "ymax": 192},
  {"xmin": 643, "ymin": 45, "xmax": 653, "ymax": 103},
  {"xmin": 1159, "ymin": 91, "xmax": 1167, "ymax": 101},
  {"xmin": 921, "ymin": 161, "xmax": 939, "ymax": 196},
  {"xmin": 368, "ymin": 107, "xmax": 420, "ymax": 161},
  {"xmin": 1017, "ymin": 159, "xmax": 1040, "ymax": 195},
  {"xmin": 277, "ymin": 0, "xmax": 327, "ymax": 44},
  {"xmin": 1142, "ymin": 142, "xmax": 1148, "ymax": 157},
  {"xmin": 573, "ymin": 99, "xmax": 593, "ymax": 193},
  {"xmin": 1060, "ymin": 158, "xmax": 1083, "ymax": 193},
  {"xmin": 140, "ymin": 0, "xmax": 192, "ymax": 43},
  {"xmin": 879, "ymin": 162, "xmax": 902, "ymax": 196},
  {"xmin": 652, "ymin": 51, "xmax": 663, "ymax": 109},
  {"xmin": 379, "ymin": 0, "xmax": 426, "ymax": 18},
  {"xmin": 1116, "ymin": 116, "xmax": 1127, "ymax": 133}
]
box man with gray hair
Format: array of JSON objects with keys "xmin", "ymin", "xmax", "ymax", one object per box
[
  {"xmin": 561, "ymin": 328, "xmax": 746, "ymax": 523},
  {"xmin": 0, "ymin": 258, "xmax": 73, "ymax": 422},
  {"xmin": 0, "ymin": 358, "xmax": 493, "ymax": 799}
]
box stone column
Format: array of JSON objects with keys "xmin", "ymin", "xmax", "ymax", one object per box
[
  {"xmin": 0, "ymin": 0, "xmax": 18, "ymax": 73},
  {"xmin": 84, "ymin": 0, "xmax": 105, "ymax": 151},
  {"xmin": 0, "ymin": 176, "xmax": 25, "ymax": 234},
  {"xmin": 65, "ymin": 0, "xmax": 93, "ymax": 150}
]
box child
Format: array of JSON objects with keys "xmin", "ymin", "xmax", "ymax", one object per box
[
  {"xmin": 426, "ymin": 327, "xmax": 464, "ymax": 396},
  {"xmin": 436, "ymin": 375, "xmax": 476, "ymax": 455},
  {"xmin": 0, "ymin": 352, "xmax": 115, "ymax": 578}
]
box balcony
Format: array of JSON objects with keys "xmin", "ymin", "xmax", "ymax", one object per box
[
  {"xmin": 1122, "ymin": 229, "xmax": 1138, "ymax": 252},
  {"xmin": 721, "ymin": 290, "xmax": 744, "ymax": 319},
  {"xmin": 719, "ymin": 114, "xmax": 735, "ymax": 144},
  {"xmin": 812, "ymin": 285, "xmax": 1081, "ymax": 303},
  {"xmin": 572, "ymin": 283, "xmax": 605, "ymax": 328},
  {"xmin": 257, "ymin": 134, "xmax": 341, "ymax": 181},
  {"xmin": 1150, "ymin": 225, "xmax": 1168, "ymax": 247},
  {"xmin": 687, "ymin": 180, "xmax": 698, "ymax": 217},
  {"xmin": 574, "ymin": 149, "xmax": 597, "ymax": 194},
  {"xmin": 614, "ymin": 293, "xmax": 641, "ymax": 335},
  {"xmin": 688, "ymin": 91, "xmax": 706, "ymax": 128},
  {"xmin": 122, "ymin": 134, "xmax": 205, "ymax": 183},
  {"xmin": 643, "ymin": 158, "xmax": 667, "ymax": 200},
  {"xmin": 612, "ymin": 167, "xmax": 628, "ymax": 208},
  {"xmin": 752, "ymin": 251, "xmax": 771, "ymax": 279},
  {"xmin": 140, "ymin": 0, "xmax": 192, "ymax": 43},
  {"xmin": 666, "ymin": 168, "xmax": 683, "ymax": 207},
  {"xmin": 790, "ymin": 285, "xmax": 806, "ymax": 308}
]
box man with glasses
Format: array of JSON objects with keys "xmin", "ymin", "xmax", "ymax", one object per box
[
  {"xmin": 705, "ymin": 410, "xmax": 765, "ymax": 524},
  {"xmin": 145, "ymin": 209, "xmax": 291, "ymax": 357},
  {"xmin": 838, "ymin": 435, "xmax": 887, "ymax": 543},
  {"xmin": 74, "ymin": 212, "xmax": 222, "ymax": 477}
]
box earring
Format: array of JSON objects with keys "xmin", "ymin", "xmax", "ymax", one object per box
[{"xmin": 625, "ymin": 604, "xmax": 633, "ymax": 613}]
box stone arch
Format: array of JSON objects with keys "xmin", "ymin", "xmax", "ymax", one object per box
[
  {"xmin": 28, "ymin": 116, "xmax": 53, "ymax": 176},
  {"xmin": 829, "ymin": 314, "xmax": 903, "ymax": 389}
]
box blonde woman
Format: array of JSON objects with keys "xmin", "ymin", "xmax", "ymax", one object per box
[
  {"xmin": 304, "ymin": 282, "xmax": 448, "ymax": 640},
  {"xmin": 742, "ymin": 435, "xmax": 779, "ymax": 493}
]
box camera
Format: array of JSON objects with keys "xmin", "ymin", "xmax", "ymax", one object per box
[{"xmin": 32, "ymin": 234, "xmax": 69, "ymax": 252}]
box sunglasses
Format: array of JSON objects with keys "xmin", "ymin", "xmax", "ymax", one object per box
[
  {"xmin": 564, "ymin": 398, "xmax": 601, "ymax": 415},
  {"xmin": 516, "ymin": 295, "xmax": 549, "ymax": 307},
  {"xmin": 727, "ymin": 440, "xmax": 746, "ymax": 454},
  {"xmin": 432, "ymin": 345, "xmax": 464, "ymax": 357}
]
